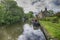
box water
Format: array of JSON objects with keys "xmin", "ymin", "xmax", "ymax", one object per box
[{"xmin": 18, "ymin": 24, "xmax": 46, "ymax": 40}]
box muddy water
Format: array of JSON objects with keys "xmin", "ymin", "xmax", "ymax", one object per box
[{"xmin": 0, "ymin": 23, "xmax": 23, "ymax": 40}]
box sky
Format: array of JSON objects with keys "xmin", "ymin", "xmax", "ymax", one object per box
[{"xmin": 15, "ymin": 0, "xmax": 60, "ymax": 13}]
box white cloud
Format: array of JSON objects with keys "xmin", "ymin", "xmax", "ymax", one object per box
[{"xmin": 15, "ymin": 0, "xmax": 60, "ymax": 13}]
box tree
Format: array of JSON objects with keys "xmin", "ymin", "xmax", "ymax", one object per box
[
  {"xmin": 0, "ymin": 0, "xmax": 24, "ymax": 25},
  {"xmin": 25, "ymin": 11, "xmax": 34, "ymax": 19},
  {"xmin": 48, "ymin": 10, "xmax": 54, "ymax": 16}
]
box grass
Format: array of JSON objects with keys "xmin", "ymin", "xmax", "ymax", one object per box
[
  {"xmin": 40, "ymin": 20, "xmax": 60, "ymax": 40},
  {"xmin": 0, "ymin": 23, "xmax": 23, "ymax": 40}
]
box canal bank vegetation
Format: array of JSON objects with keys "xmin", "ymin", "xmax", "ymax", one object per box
[
  {"xmin": 0, "ymin": 0, "xmax": 24, "ymax": 25},
  {"xmin": 39, "ymin": 13, "xmax": 60, "ymax": 40},
  {"xmin": 0, "ymin": 0, "xmax": 25, "ymax": 40},
  {"xmin": 0, "ymin": 0, "xmax": 35, "ymax": 40}
]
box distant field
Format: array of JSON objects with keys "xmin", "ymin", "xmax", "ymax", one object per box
[{"xmin": 40, "ymin": 20, "xmax": 60, "ymax": 40}]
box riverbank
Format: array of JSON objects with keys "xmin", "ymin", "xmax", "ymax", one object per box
[
  {"xmin": 40, "ymin": 21, "xmax": 60, "ymax": 40},
  {"xmin": 0, "ymin": 22, "xmax": 23, "ymax": 40}
]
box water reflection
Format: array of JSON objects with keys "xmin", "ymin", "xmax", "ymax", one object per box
[{"xmin": 18, "ymin": 24, "xmax": 46, "ymax": 40}]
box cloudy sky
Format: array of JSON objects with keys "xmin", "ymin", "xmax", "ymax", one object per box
[{"xmin": 15, "ymin": 0, "xmax": 60, "ymax": 13}]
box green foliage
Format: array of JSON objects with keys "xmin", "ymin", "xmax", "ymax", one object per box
[
  {"xmin": 55, "ymin": 12, "xmax": 60, "ymax": 18},
  {"xmin": 48, "ymin": 10, "xmax": 54, "ymax": 16},
  {"xmin": 40, "ymin": 16, "xmax": 59, "ymax": 23},
  {"xmin": 40, "ymin": 21, "xmax": 60, "ymax": 40},
  {"xmin": 52, "ymin": 18, "xmax": 59, "ymax": 23},
  {"xmin": 0, "ymin": 0, "xmax": 24, "ymax": 25},
  {"xmin": 25, "ymin": 11, "xmax": 34, "ymax": 19}
]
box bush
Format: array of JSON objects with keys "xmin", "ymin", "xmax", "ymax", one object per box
[
  {"xmin": 40, "ymin": 17, "xmax": 59, "ymax": 23},
  {"xmin": 55, "ymin": 12, "xmax": 60, "ymax": 18},
  {"xmin": 52, "ymin": 18, "xmax": 59, "ymax": 23}
]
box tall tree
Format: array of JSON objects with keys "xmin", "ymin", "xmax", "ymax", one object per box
[{"xmin": 0, "ymin": 0, "xmax": 24, "ymax": 25}]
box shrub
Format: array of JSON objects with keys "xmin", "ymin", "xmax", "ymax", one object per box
[{"xmin": 52, "ymin": 18, "xmax": 59, "ymax": 23}]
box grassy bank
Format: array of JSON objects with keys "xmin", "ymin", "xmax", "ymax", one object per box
[
  {"xmin": 0, "ymin": 23, "xmax": 23, "ymax": 40},
  {"xmin": 40, "ymin": 21, "xmax": 60, "ymax": 40}
]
